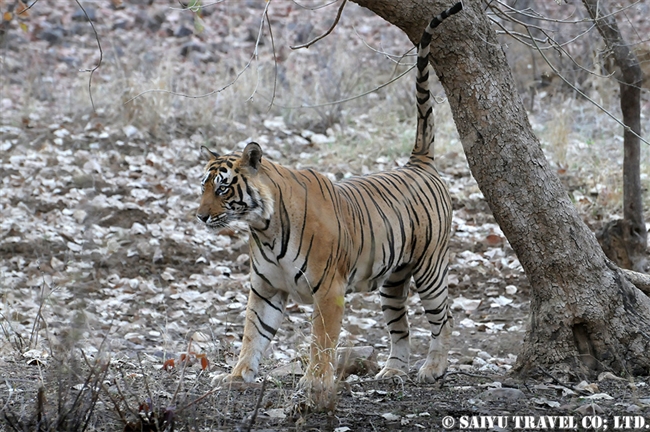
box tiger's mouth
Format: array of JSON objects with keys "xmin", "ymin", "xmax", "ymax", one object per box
[{"xmin": 198, "ymin": 214, "xmax": 231, "ymax": 229}]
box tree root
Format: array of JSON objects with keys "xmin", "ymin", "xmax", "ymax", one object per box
[{"xmin": 621, "ymin": 268, "xmax": 650, "ymax": 295}]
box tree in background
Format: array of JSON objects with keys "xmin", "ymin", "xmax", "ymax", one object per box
[
  {"xmin": 581, "ymin": 0, "xmax": 647, "ymax": 271},
  {"xmin": 492, "ymin": 0, "xmax": 648, "ymax": 271}
]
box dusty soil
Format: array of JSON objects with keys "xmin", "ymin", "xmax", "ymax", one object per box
[{"xmin": 1, "ymin": 0, "xmax": 650, "ymax": 431}]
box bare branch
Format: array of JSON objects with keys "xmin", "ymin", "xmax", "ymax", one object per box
[
  {"xmin": 353, "ymin": 26, "xmax": 416, "ymax": 64},
  {"xmin": 290, "ymin": 0, "xmax": 347, "ymax": 50},
  {"xmin": 542, "ymin": 28, "xmax": 618, "ymax": 82},
  {"xmin": 74, "ymin": 0, "xmax": 102, "ymax": 112},
  {"xmin": 488, "ymin": 17, "xmax": 552, "ymax": 49},
  {"xmin": 169, "ymin": 0, "xmax": 227, "ymax": 11},
  {"xmin": 125, "ymin": 1, "xmax": 271, "ymax": 105},
  {"xmin": 246, "ymin": 0, "xmax": 272, "ymax": 102},
  {"xmin": 622, "ymin": 269, "xmax": 650, "ymax": 295},
  {"xmin": 488, "ymin": 0, "xmax": 584, "ymax": 25},
  {"xmin": 526, "ymin": 27, "xmax": 650, "ymax": 146},
  {"xmin": 265, "ymin": 9, "xmax": 278, "ymax": 110},
  {"xmin": 488, "ymin": 0, "xmax": 648, "ymax": 95},
  {"xmin": 486, "ymin": 2, "xmax": 596, "ymax": 50},
  {"xmin": 492, "ymin": 14, "xmax": 614, "ymax": 83},
  {"xmin": 290, "ymin": 0, "xmax": 340, "ymax": 11},
  {"xmin": 244, "ymin": 376, "xmax": 268, "ymax": 432},
  {"xmin": 261, "ymin": 64, "xmax": 415, "ymax": 109},
  {"xmin": 18, "ymin": 0, "xmax": 41, "ymax": 14}
]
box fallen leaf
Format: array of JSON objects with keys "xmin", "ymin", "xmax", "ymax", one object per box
[{"xmin": 451, "ymin": 296, "xmax": 481, "ymax": 312}]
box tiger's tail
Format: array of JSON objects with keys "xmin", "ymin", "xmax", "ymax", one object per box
[{"xmin": 411, "ymin": 2, "xmax": 463, "ymax": 159}]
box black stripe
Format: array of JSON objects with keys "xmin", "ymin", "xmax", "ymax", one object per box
[
  {"xmin": 294, "ymin": 235, "xmax": 315, "ymax": 284},
  {"xmin": 380, "ymin": 293, "xmax": 407, "ymax": 301},
  {"xmin": 386, "ymin": 311, "xmax": 407, "ymax": 326},
  {"xmin": 249, "ymin": 287, "xmax": 283, "ymax": 313},
  {"xmin": 276, "ymin": 189, "xmax": 291, "ymax": 260},
  {"xmin": 382, "ymin": 305, "xmax": 405, "ymax": 312},
  {"xmin": 311, "ymin": 254, "xmax": 333, "ymax": 294},
  {"xmin": 253, "ymin": 309, "xmax": 278, "ymax": 339},
  {"xmin": 250, "ymin": 231, "xmax": 276, "ymax": 265}
]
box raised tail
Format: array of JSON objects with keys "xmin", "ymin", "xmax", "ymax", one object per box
[{"xmin": 411, "ymin": 2, "xmax": 463, "ymax": 160}]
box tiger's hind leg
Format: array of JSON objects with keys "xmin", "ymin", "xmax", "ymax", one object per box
[
  {"xmin": 413, "ymin": 252, "xmax": 451, "ymax": 382},
  {"xmin": 376, "ymin": 272, "xmax": 412, "ymax": 379}
]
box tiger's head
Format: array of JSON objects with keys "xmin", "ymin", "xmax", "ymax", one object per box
[{"xmin": 196, "ymin": 142, "xmax": 274, "ymax": 229}]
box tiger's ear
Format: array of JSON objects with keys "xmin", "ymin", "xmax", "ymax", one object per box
[
  {"xmin": 200, "ymin": 146, "xmax": 219, "ymax": 161},
  {"xmin": 241, "ymin": 142, "xmax": 263, "ymax": 173}
]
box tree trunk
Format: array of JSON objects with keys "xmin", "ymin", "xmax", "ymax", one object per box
[
  {"xmin": 582, "ymin": 0, "xmax": 647, "ymax": 272},
  {"xmin": 350, "ymin": 0, "xmax": 650, "ymax": 376}
]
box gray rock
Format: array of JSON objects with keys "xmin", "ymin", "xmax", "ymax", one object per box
[
  {"xmin": 38, "ymin": 27, "xmax": 65, "ymax": 44},
  {"xmin": 72, "ymin": 6, "xmax": 96, "ymax": 22},
  {"xmin": 478, "ymin": 388, "xmax": 526, "ymax": 401},
  {"xmin": 174, "ymin": 25, "xmax": 193, "ymax": 38}
]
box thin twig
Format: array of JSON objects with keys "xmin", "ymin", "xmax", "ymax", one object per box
[
  {"xmin": 28, "ymin": 274, "xmax": 49, "ymax": 350},
  {"xmin": 246, "ymin": 0, "xmax": 272, "ymax": 102},
  {"xmin": 136, "ymin": 352, "xmax": 161, "ymax": 430},
  {"xmin": 177, "ymin": 385, "xmax": 220, "ymax": 412},
  {"xmin": 79, "ymin": 351, "xmax": 111, "ymax": 432},
  {"xmin": 542, "ymin": 28, "xmax": 621, "ymax": 82},
  {"xmin": 124, "ymin": 1, "xmax": 270, "ymax": 105},
  {"xmin": 291, "ymin": 0, "xmax": 340, "ymax": 11},
  {"xmin": 291, "ymin": 0, "xmax": 347, "ymax": 50},
  {"xmin": 537, "ymin": 366, "xmax": 592, "ymax": 396},
  {"xmin": 59, "ymin": 351, "xmax": 104, "ymax": 429},
  {"xmin": 492, "ymin": 0, "xmax": 643, "ymax": 25},
  {"xmin": 489, "ymin": 18, "xmax": 556, "ymax": 49},
  {"xmin": 99, "ymin": 378, "xmax": 130, "ymax": 426},
  {"xmin": 260, "ymin": 64, "xmax": 415, "ymax": 110},
  {"xmin": 487, "ymin": 2, "xmax": 596, "ymax": 49},
  {"xmin": 353, "ymin": 26, "xmax": 416, "ymax": 64},
  {"xmin": 168, "ymin": 0, "xmax": 230, "ymax": 11},
  {"xmin": 113, "ymin": 371, "xmax": 140, "ymax": 420},
  {"xmin": 442, "ymin": 370, "xmax": 493, "ymax": 380},
  {"xmin": 487, "ymin": 0, "xmax": 582, "ymax": 24},
  {"xmin": 491, "ymin": 16, "xmax": 613, "ymax": 82},
  {"xmin": 527, "ymin": 27, "xmax": 650, "ymax": 146},
  {"xmin": 265, "ymin": 9, "xmax": 278, "ymax": 110},
  {"xmin": 171, "ymin": 339, "xmax": 193, "ymax": 404},
  {"xmin": 18, "ymin": 0, "xmax": 41, "ymax": 14},
  {"xmin": 74, "ymin": 0, "xmax": 102, "ymax": 112},
  {"xmin": 244, "ymin": 376, "xmax": 268, "ymax": 432},
  {"xmin": 1, "ymin": 378, "xmax": 15, "ymax": 418}
]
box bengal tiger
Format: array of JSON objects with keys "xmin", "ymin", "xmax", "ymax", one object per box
[{"xmin": 197, "ymin": 3, "xmax": 461, "ymax": 409}]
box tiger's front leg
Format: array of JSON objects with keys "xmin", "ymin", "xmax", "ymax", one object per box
[
  {"xmin": 215, "ymin": 280, "xmax": 287, "ymax": 384},
  {"xmin": 298, "ymin": 282, "xmax": 346, "ymax": 411}
]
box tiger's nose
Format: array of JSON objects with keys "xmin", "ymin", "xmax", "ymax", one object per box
[{"xmin": 197, "ymin": 213, "xmax": 209, "ymax": 223}]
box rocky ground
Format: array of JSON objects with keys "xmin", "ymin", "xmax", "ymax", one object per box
[{"xmin": 1, "ymin": 0, "xmax": 650, "ymax": 430}]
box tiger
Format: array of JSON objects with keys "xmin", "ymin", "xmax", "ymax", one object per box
[{"xmin": 197, "ymin": 3, "xmax": 461, "ymax": 410}]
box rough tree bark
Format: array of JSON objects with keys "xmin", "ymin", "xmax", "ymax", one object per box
[
  {"xmin": 350, "ymin": 0, "xmax": 650, "ymax": 376},
  {"xmin": 583, "ymin": 0, "xmax": 647, "ymax": 272}
]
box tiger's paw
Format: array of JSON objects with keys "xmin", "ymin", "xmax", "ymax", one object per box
[
  {"xmin": 375, "ymin": 367, "xmax": 408, "ymax": 380},
  {"xmin": 296, "ymin": 373, "xmax": 337, "ymax": 412},
  {"xmin": 416, "ymin": 360, "xmax": 447, "ymax": 383},
  {"xmin": 210, "ymin": 366, "xmax": 256, "ymax": 388}
]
